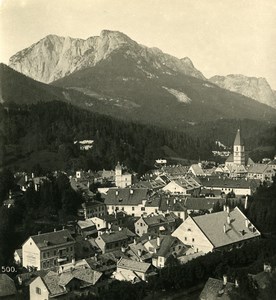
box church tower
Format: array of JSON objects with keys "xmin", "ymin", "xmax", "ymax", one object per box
[{"xmin": 233, "ymin": 129, "xmax": 245, "ymax": 166}]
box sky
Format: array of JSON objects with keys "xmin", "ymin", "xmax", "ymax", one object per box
[{"xmin": 1, "ymin": 0, "xmax": 276, "ymax": 88}]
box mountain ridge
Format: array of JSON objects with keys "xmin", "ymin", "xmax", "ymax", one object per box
[
  {"xmin": 209, "ymin": 74, "xmax": 276, "ymax": 108},
  {"xmin": 9, "ymin": 30, "xmax": 205, "ymax": 83}
]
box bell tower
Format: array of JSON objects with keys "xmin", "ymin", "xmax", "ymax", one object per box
[{"xmin": 233, "ymin": 129, "xmax": 245, "ymax": 166}]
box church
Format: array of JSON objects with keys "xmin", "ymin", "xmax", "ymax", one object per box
[{"xmin": 225, "ymin": 129, "xmax": 254, "ymax": 177}]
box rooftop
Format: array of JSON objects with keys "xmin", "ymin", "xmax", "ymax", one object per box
[
  {"xmin": 117, "ymin": 257, "xmax": 151, "ymax": 273},
  {"xmin": 192, "ymin": 207, "xmax": 261, "ymax": 248},
  {"xmin": 104, "ymin": 188, "xmax": 149, "ymax": 206},
  {"xmin": 0, "ymin": 274, "xmax": 17, "ymax": 297},
  {"xmin": 29, "ymin": 229, "xmax": 75, "ymax": 250}
]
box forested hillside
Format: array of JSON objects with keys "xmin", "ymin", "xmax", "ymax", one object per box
[{"xmin": 0, "ymin": 101, "xmax": 214, "ymax": 173}]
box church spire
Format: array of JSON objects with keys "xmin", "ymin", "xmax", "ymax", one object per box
[{"xmin": 234, "ymin": 129, "xmax": 244, "ymax": 146}]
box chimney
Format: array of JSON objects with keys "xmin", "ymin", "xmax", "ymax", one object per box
[
  {"xmin": 245, "ymin": 219, "xmax": 249, "ymax": 228},
  {"xmin": 62, "ymin": 226, "xmax": 65, "ymax": 230},
  {"xmin": 31, "ymin": 173, "xmax": 34, "ymax": 178},
  {"xmin": 227, "ymin": 215, "xmax": 230, "ymax": 225},
  {"xmin": 138, "ymin": 249, "xmax": 142, "ymax": 257},
  {"xmin": 38, "ymin": 231, "xmax": 41, "ymax": 235},
  {"xmin": 223, "ymin": 275, "xmax": 227, "ymax": 285},
  {"xmin": 226, "ymin": 206, "xmax": 230, "ymax": 214},
  {"xmin": 118, "ymin": 226, "xmax": 122, "ymax": 231},
  {"xmin": 108, "ymin": 223, "xmax": 112, "ymax": 230},
  {"xmin": 223, "ymin": 224, "xmax": 226, "ymax": 233},
  {"xmin": 157, "ymin": 236, "xmax": 161, "ymax": 247},
  {"xmin": 223, "ymin": 205, "xmax": 226, "ymax": 211},
  {"xmin": 148, "ymin": 235, "xmax": 151, "ymax": 241},
  {"xmin": 25, "ymin": 175, "xmax": 28, "ymax": 182},
  {"xmin": 54, "ymin": 228, "xmax": 56, "ymax": 232},
  {"xmin": 121, "ymin": 246, "xmax": 126, "ymax": 253},
  {"xmin": 134, "ymin": 238, "xmax": 137, "ymax": 245},
  {"xmin": 235, "ymin": 279, "xmax": 239, "ymax": 288},
  {"xmin": 245, "ymin": 195, "xmax": 248, "ymax": 210},
  {"xmin": 72, "ymin": 257, "xmax": 76, "ymax": 266},
  {"xmin": 116, "ymin": 190, "xmax": 119, "ymax": 196},
  {"xmin": 130, "ymin": 189, "xmax": 134, "ymax": 195}
]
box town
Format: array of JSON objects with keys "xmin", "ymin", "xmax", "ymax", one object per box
[{"xmin": 1, "ymin": 129, "xmax": 276, "ymax": 299}]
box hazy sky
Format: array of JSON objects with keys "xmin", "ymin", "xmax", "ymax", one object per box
[{"xmin": 1, "ymin": 0, "xmax": 276, "ymax": 88}]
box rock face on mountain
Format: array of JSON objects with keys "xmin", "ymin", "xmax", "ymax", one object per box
[
  {"xmin": 9, "ymin": 30, "xmax": 205, "ymax": 83},
  {"xmin": 209, "ymin": 74, "xmax": 276, "ymax": 108}
]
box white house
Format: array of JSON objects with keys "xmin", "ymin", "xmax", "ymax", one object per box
[
  {"xmin": 22, "ymin": 229, "xmax": 75, "ymax": 271},
  {"xmin": 172, "ymin": 207, "xmax": 261, "ymax": 253}
]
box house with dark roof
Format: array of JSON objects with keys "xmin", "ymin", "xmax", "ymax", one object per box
[
  {"xmin": 149, "ymin": 235, "xmax": 189, "ymax": 268},
  {"xmin": 172, "ymin": 207, "xmax": 261, "ymax": 253},
  {"xmin": 199, "ymin": 177, "xmax": 260, "ymax": 196},
  {"xmin": 134, "ymin": 214, "xmax": 179, "ymax": 237},
  {"xmin": 247, "ymin": 164, "xmax": 276, "ymax": 182},
  {"xmin": 184, "ymin": 197, "xmax": 226, "ymax": 214},
  {"xmin": 112, "ymin": 258, "xmax": 156, "ymax": 283},
  {"xmin": 158, "ymin": 194, "xmax": 187, "ymax": 220},
  {"xmin": 104, "ymin": 188, "xmax": 159, "ymax": 216},
  {"xmin": 95, "ymin": 228, "xmax": 136, "ymax": 254},
  {"xmin": 22, "ymin": 229, "xmax": 75, "ymax": 271},
  {"xmin": 29, "ymin": 267, "xmax": 104, "ymax": 299},
  {"xmin": 80, "ymin": 201, "xmax": 107, "ymax": 219}
]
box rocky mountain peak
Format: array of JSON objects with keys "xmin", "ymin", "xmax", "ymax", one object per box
[
  {"xmin": 209, "ymin": 74, "xmax": 276, "ymax": 108},
  {"xmin": 8, "ymin": 30, "xmax": 204, "ymax": 83}
]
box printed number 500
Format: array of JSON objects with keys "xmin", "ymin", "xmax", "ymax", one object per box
[{"xmin": 1, "ymin": 266, "xmax": 16, "ymax": 272}]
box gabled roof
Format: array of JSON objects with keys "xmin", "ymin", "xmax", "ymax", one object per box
[
  {"xmin": 234, "ymin": 129, "xmax": 244, "ymax": 146},
  {"xmin": 192, "ymin": 207, "xmax": 260, "ymax": 248},
  {"xmin": 158, "ymin": 195, "xmax": 187, "ymax": 212},
  {"xmin": 0, "ymin": 274, "xmax": 16, "ymax": 297},
  {"xmin": 140, "ymin": 215, "xmax": 175, "ymax": 227},
  {"xmin": 99, "ymin": 228, "xmax": 135, "ymax": 244},
  {"xmin": 104, "ymin": 188, "xmax": 149, "ymax": 206},
  {"xmin": 199, "ymin": 177, "xmax": 260, "ymax": 189},
  {"xmin": 156, "ymin": 235, "xmax": 187, "ymax": 258},
  {"xmin": 117, "ymin": 258, "xmax": 151, "ymax": 273},
  {"xmin": 161, "ymin": 165, "xmax": 189, "ymax": 176},
  {"xmin": 29, "ymin": 229, "xmax": 75, "ymax": 250},
  {"xmin": 41, "ymin": 268, "xmax": 102, "ymax": 297},
  {"xmin": 189, "ymin": 164, "xmax": 205, "ymax": 176},
  {"xmin": 247, "ymin": 164, "xmax": 273, "ymax": 174},
  {"xmin": 184, "ymin": 198, "xmax": 225, "ymax": 211}
]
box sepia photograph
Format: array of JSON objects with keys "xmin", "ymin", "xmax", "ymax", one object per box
[{"xmin": 0, "ymin": 0, "xmax": 276, "ymax": 299}]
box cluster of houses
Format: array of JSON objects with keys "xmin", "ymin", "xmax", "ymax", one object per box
[{"xmin": 2, "ymin": 129, "xmax": 276, "ymax": 299}]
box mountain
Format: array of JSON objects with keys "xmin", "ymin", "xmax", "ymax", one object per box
[
  {"xmin": 209, "ymin": 74, "xmax": 276, "ymax": 108},
  {"xmin": 6, "ymin": 31, "xmax": 276, "ymax": 128},
  {"xmin": 9, "ymin": 30, "xmax": 205, "ymax": 83}
]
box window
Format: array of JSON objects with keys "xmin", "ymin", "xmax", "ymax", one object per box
[
  {"xmin": 70, "ymin": 246, "xmax": 73, "ymax": 251},
  {"xmin": 184, "ymin": 237, "xmax": 187, "ymax": 241},
  {"xmin": 192, "ymin": 238, "xmax": 195, "ymax": 242},
  {"xmin": 54, "ymin": 250, "xmax": 56, "ymax": 256},
  {"xmin": 132, "ymin": 207, "xmax": 135, "ymax": 211},
  {"xmin": 43, "ymin": 252, "xmax": 46, "ymax": 258},
  {"xmin": 36, "ymin": 287, "xmax": 41, "ymax": 294},
  {"xmin": 141, "ymin": 207, "xmax": 145, "ymax": 211}
]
